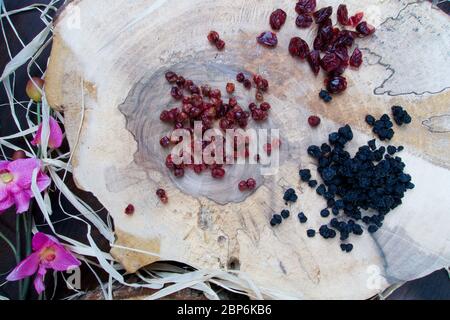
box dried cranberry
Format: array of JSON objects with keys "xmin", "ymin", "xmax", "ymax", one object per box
[
  {"xmin": 258, "ymin": 78, "xmax": 269, "ymax": 92},
  {"xmin": 219, "ymin": 118, "xmax": 233, "ymax": 130},
  {"xmin": 236, "ymin": 73, "xmax": 245, "ymax": 83},
  {"xmin": 174, "ymin": 167, "xmax": 185, "ymax": 178},
  {"xmin": 260, "ymin": 102, "xmax": 271, "ymax": 111},
  {"xmin": 189, "ymin": 106, "xmax": 202, "ymax": 118},
  {"xmin": 170, "ymin": 87, "xmax": 183, "ymax": 100},
  {"xmin": 238, "ymin": 180, "xmax": 248, "ymax": 191},
  {"xmin": 243, "ymin": 79, "xmax": 252, "ymax": 89},
  {"xmin": 184, "ymin": 80, "xmax": 194, "ymax": 90},
  {"xmin": 248, "ymin": 103, "xmax": 257, "ymax": 111},
  {"xmin": 156, "ymin": 189, "xmax": 168, "ymax": 204},
  {"xmin": 349, "ymin": 12, "xmax": 364, "ymax": 27},
  {"xmin": 296, "ymin": 14, "xmax": 313, "ymax": 28},
  {"xmin": 350, "ymin": 48, "xmax": 363, "ymax": 68},
  {"xmin": 289, "ymin": 37, "xmax": 310, "ymax": 59},
  {"xmin": 313, "ymin": 6, "xmax": 332, "ymax": 24},
  {"xmin": 319, "ymin": 24, "xmax": 334, "ymax": 43},
  {"xmin": 176, "ymin": 111, "xmax": 189, "ymax": 123},
  {"xmin": 255, "ymin": 90, "xmax": 264, "ymax": 101},
  {"xmin": 210, "ymin": 89, "xmax": 222, "ymax": 99},
  {"xmin": 246, "ymin": 178, "xmax": 256, "ymax": 190},
  {"xmin": 207, "ymin": 31, "xmax": 220, "ymax": 43},
  {"xmin": 270, "ymin": 9, "xmax": 287, "ymax": 30},
  {"xmin": 189, "ymin": 85, "xmax": 200, "ymax": 95},
  {"xmin": 356, "ymin": 21, "xmax": 375, "ymax": 37},
  {"xmin": 211, "ymin": 167, "xmax": 225, "ymax": 179},
  {"xmin": 216, "ymin": 39, "xmax": 226, "ymax": 50},
  {"xmin": 256, "ymin": 31, "xmax": 278, "ymax": 47},
  {"xmin": 307, "ymin": 50, "xmax": 321, "ymax": 75},
  {"xmin": 326, "ymin": 76, "xmax": 347, "ymax": 93},
  {"xmin": 337, "ymin": 4, "xmax": 349, "ymax": 25},
  {"xmin": 308, "ymin": 115, "xmax": 321, "ymax": 127},
  {"xmin": 160, "ymin": 110, "xmax": 171, "ymax": 122},
  {"xmin": 164, "ymin": 147, "xmax": 174, "ymax": 161},
  {"xmin": 160, "ymin": 136, "xmax": 170, "ymax": 147},
  {"xmin": 165, "ymin": 71, "xmax": 178, "ymax": 83},
  {"xmin": 226, "ymin": 83, "xmax": 235, "ymax": 94},
  {"xmin": 175, "ymin": 76, "xmax": 186, "ymax": 88},
  {"xmin": 295, "ymin": 0, "xmax": 316, "ymax": 14},
  {"xmin": 201, "ymin": 84, "xmax": 211, "ymax": 97},
  {"xmin": 321, "ymin": 52, "xmax": 341, "ymax": 73},
  {"xmin": 124, "ymin": 204, "xmax": 135, "ymax": 215},
  {"xmin": 334, "ymin": 46, "xmax": 349, "ymax": 63},
  {"xmin": 334, "ymin": 30, "xmax": 355, "ymax": 48},
  {"xmin": 313, "ymin": 35, "xmax": 325, "ymax": 51}
]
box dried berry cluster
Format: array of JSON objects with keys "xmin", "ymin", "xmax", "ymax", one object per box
[
  {"xmin": 207, "ymin": 31, "xmax": 225, "ymax": 50},
  {"xmin": 391, "ymin": 106, "xmax": 412, "ymax": 126},
  {"xmin": 296, "ymin": 123, "xmax": 414, "ymax": 252},
  {"xmin": 260, "ymin": 2, "xmax": 375, "ymax": 96},
  {"xmin": 160, "ymin": 71, "xmax": 272, "ymax": 181}
]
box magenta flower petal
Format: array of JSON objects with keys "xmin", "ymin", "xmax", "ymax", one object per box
[
  {"xmin": 13, "ymin": 190, "xmax": 32, "ymax": 214},
  {"xmin": 49, "ymin": 244, "xmax": 81, "ymax": 271},
  {"xmin": 32, "ymin": 232, "xmax": 54, "ymax": 251},
  {"xmin": 31, "ymin": 117, "xmax": 63, "ymax": 149},
  {"xmin": 6, "ymin": 252, "xmax": 40, "ymax": 281},
  {"xmin": 33, "ymin": 265, "xmax": 47, "ymax": 294},
  {"xmin": 36, "ymin": 171, "xmax": 51, "ymax": 192},
  {"xmin": 0, "ymin": 194, "xmax": 14, "ymax": 214},
  {"xmin": 0, "ymin": 183, "xmax": 9, "ymax": 202},
  {"xmin": 8, "ymin": 158, "xmax": 41, "ymax": 190},
  {"xmin": 0, "ymin": 161, "xmax": 8, "ymax": 171}
]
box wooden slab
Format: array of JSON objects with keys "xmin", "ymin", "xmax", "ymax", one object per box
[{"xmin": 45, "ymin": 0, "xmax": 450, "ymax": 299}]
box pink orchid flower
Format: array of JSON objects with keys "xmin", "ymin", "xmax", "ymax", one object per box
[
  {"xmin": 31, "ymin": 117, "xmax": 63, "ymax": 149},
  {"xmin": 7, "ymin": 232, "xmax": 81, "ymax": 294},
  {"xmin": 0, "ymin": 158, "xmax": 51, "ymax": 214}
]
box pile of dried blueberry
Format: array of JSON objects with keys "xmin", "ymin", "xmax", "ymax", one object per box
[{"xmin": 271, "ymin": 111, "xmax": 414, "ymax": 253}]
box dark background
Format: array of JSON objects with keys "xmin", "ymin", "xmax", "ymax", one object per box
[{"xmin": 0, "ymin": 0, "xmax": 449, "ymax": 300}]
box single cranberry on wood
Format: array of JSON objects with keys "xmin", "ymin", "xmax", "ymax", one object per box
[
  {"xmin": 207, "ymin": 31, "xmax": 220, "ymax": 43},
  {"xmin": 326, "ymin": 76, "xmax": 348, "ymax": 93},
  {"xmin": 226, "ymin": 83, "xmax": 235, "ymax": 94},
  {"xmin": 308, "ymin": 115, "xmax": 321, "ymax": 127},
  {"xmin": 156, "ymin": 189, "xmax": 168, "ymax": 204},
  {"xmin": 256, "ymin": 31, "xmax": 278, "ymax": 47},
  {"xmin": 356, "ymin": 21, "xmax": 375, "ymax": 36},
  {"xmin": 270, "ymin": 9, "xmax": 287, "ymax": 30},
  {"xmin": 236, "ymin": 73, "xmax": 245, "ymax": 83},
  {"xmin": 289, "ymin": 37, "xmax": 310, "ymax": 59},
  {"xmin": 238, "ymin": 180, "xmax": 248, "ymax": 191},
  {"xmin": 313, "ymin": 6, "xmax": 333, "ymax": 24},
  {"xmin": 246, "ymin": 178, "xmax": 256, "ymax": 190},
  {"xmin": 295, "ymin": 0, "xmax": 317, "ymax": 14},
  {"xmin": 296, "ymin": 14, "xmax": 313, "ymax": 28},
  {"xmin": 307, "ymin": 50, "xmax": 321, "ymax": 75},
  {"xmin": 165, "ymin": 71, "xmax": 178, "ymax": 83},
  {"xmin": 337, "ymin": 4, "xmax": 349, "ymax": 25},
  {"xmin": 216, "ymin": 39, "xmax": 226, "ymax": 50},
  {"xmin": 350, "ymin": 48, "xmax": 363, "ymax": 68},
  {"xmin": 124, "ymin": 204, "xmax": 135, "ymax": 215}
]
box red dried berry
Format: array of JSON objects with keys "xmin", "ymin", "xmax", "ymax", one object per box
[
  {"xmin": 313, "ymin": 6, "xmax": 332, "ymax": 24},
  {"xmin": 165, "ymin": 154, "xmax": 175, "ymax": 169},
  {"xmin": 201, "ymin": 84, "xmax": 211, "ymax": 97},
  {"xmin": 255, "ymin": 90, "xmax": 264, "ymax": 102},
  {"xmin": 256, "ymin": 31, "xmax": 278, "ymax": 47},
  {"xmin": 189, "ymin": 85, "xmax": 200, "ymax": 95},
  {"xmin": 238, "ymin": 180, "xmax": 248, "ymax": 191},
  {"xmin": 260, "ymin": 102, "xmax": 271, "ymax": 111},
  {"xmin": 296, "ymin": 14, "xmax": 313, "ymax": 28},
  {"xmin": 326, "ymin": 76, "xmax": 347, "ymax": 93},
  {"xmin": 350, "ymin": 48, "xmax": 363, "ymax": 68},
  {"xmin": 308, "ymin": 115, "xmax": 321, "ymax": 127},
  {"xmin": 295, "ymin": 0, "xmax": 317, "ymax": 14},
  {"xmin": 337, "ymin": 4, "xmax": 349, "ymax": 25},
  {"xmin": 321, "ymin": 52, "xmax": 341, "ymax": 73},
  {"xmin": 216, "ymin": 39, "xmax": 226, "ymax": 50},
  {"xmin": 174, "ymin": 167, "xmax": 185, "ymax": 178},
  {"xmin": 165, "ymin": 71, "xmax": 178, "ymax": 83},
  {"xmin": 248, "ymin": 103, "xmax": 257, "ymax": 111},
  {"xmin": 243, "ymin": 79, "xmax": 252, "ymax": 89},
  {"xmin": 246, "ymin": 178, "xmax": 256, "ymax": 190},
  {"xmin": 211, "ymin": 167, "xmax": 226, "ymax": 179},
  {"xmin": 210, "ymin": 88, "xmax": 222, "ymax": 99},
  {"xmin": 236, "ymin": 73, "xmax": 245, "ymax": 83},
  {"xmin": 176, "ymin": 76, "xmax": 186, "ymax": 88},
  {"xmin": 124, "ymin": 204, "xmax": 135, "ymax": 215},
  {"xmin": 207, "ymin": 31, "xmax": 220, "ymax": 43},
  {"xmin": 289, "ymin": 37, "xmax": 310, "ymax": 59},
  {"xmin": 349, "ymin": 12, "xmax": 364, "ymax": 27},
  {"xmin": 226, "ymin": 83, "xmax": 235, "ymax": 94},
  {"xmin": 356, "ymin": 21, "xmax": 375, "ymax": 36},
  {"xmin": 156, "ymin": 189, "xmax": 168, "ymax": 204},
  {"xmin": 313, "ymin": 35, "xmax": 325, "ymax": 51},
  {"xmin": 170, "ymin": 87, "xmax": 183, "ymax": 100},
  {"xmin": 160, "ymin": 136, "xmax": 170, "ymax": 147},
  {"xmin": 307, "ymin": 50, "xmax": 321, "ymax": 74},
  {"xmin": 269, "ymin": 9, "xmax": 287, "ymax": 30}
]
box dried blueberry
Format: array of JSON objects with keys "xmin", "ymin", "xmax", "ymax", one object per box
[
  {"xmin": 281, "ymin": 209, "xmax": 290, "ymax": 219},
  {"xmin": 308, "ymin": 180, "xmax": 318, "ymax": 188},
  {"xmin": 298, "ymin": 212, "xmax": 308, "ymax": 223},
  {"xmin": 307, "ymin": 229, "xmax": 316, "ymax": 237},
  {"xmin": 299, "ymin": 169, "xmax": 312, "ymax": 182}
]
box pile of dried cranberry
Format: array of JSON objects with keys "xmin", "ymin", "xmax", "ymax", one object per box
[
  {"xmin": 159, "ymin": 70, "xmax": 272, "ymax": 182},
  {"xmin": 260, "ymin": 1, "xmax": 375, "ymax": 95}
]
